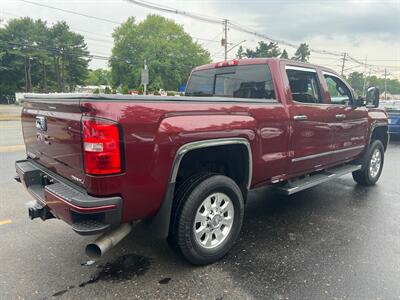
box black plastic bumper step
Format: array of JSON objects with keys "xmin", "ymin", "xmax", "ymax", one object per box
[
  {"xmin": 72, "ymin": 220, "xmax": 110, "ymax": 235},
  {"xmin": 274, "ymin": 164, "xmax": 362, "ymax": 195}
]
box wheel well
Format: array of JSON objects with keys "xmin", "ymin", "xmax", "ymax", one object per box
[
  {"xmin": 371, "ymin": 126, "xmax": 388, "ymax": 151},
  {"xmin": 175, "ymin": 144, "xmax": 251, "ymax": 196}
]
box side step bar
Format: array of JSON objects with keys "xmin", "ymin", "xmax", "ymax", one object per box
[{"xmin": 274, "ymin": 164, "xmax": 362, "ymax": 195}]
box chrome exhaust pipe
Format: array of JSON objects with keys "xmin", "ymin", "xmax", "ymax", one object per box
[{"xmin": 86, "ymin": 223, "xmax": 133, "ymax": 258}]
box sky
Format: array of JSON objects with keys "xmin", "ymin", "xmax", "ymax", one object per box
[{"xmin": 1, "ymin": 0, "xmax": 399, "ymax": 78}]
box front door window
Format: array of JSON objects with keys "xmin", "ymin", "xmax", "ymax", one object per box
[{"xmin": 324, "ymin": 75, "xmax": 353, "ymax": 105}]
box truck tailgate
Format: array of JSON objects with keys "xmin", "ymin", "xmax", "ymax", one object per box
[{"xmin": 21, "ymin": 97, "xmax": 85, "ymax": 186}]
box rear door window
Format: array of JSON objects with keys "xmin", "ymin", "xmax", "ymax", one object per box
[
  {"xmin": 186, "ymin": 65, "xmax": 275, "ymax": 99},
  {"xmin": 286, "ymin": 68, "xmax": 323, "ymax": 104}
]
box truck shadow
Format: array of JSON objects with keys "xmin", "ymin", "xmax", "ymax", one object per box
[
  {"xmin": 103, "ymin": 177, "xmax": 379, "ymax": 297},
  {"xmin": 389, "ymin": 134, "xmax": 400, "ymax": 145},
  {"xmin": 43, "ymin": 173, "xmax": 392, "ymax": 299}
]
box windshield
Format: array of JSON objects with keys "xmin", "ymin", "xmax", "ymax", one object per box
[{"xmin": 185, "ymin": 64, "xmax": 275, "ymax": 99}]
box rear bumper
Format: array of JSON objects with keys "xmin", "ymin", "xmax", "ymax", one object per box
[{"xmin": 15, "ymin": 159, "xmax": 122, "ymax": 235}]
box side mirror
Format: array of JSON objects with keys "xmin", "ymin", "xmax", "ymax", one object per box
[
  {"xmin": 366, "ymin": 86, "xmax": 380, "ymax": 108},
  {"xmin": 353, "ymin": 97, "xmax": 364, "ymax": 107}
]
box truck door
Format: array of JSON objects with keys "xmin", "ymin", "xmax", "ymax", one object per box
[
  {"xmin": 284, "ymin": 65, "xmax": 334, "ymax": 176},
  {"xmin": 321, "ymin": 71, "xmax": 368, "ymax": 163}
]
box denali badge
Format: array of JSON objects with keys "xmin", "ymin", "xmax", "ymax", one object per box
[
  {"xmin": 71, "ymin": 175, "xmax": 84, "ymax": 184},
  {"xmin": 36, "ymin": 116, "xmax": 47, "ymax": 131}
]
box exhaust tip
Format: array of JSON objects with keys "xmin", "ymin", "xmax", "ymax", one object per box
[
  {"xmin": 86, "ymin": 243, "xmax": 102, "ymax": 258},
  {"xmin": 85, "ymin": 223, "xmax": 135, "ymax": 258}
]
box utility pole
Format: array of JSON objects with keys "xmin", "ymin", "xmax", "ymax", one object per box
[
  {"xmin": 223, "ymin": 19, "xmax": 228, "ymax": 60},
  {"xmin": 362, "ymin": 57, "xmax": 368, "ymax": 96},
  {"xmin": 142, "ymin": 59, "xmax": 148, "ymax": 95},
  {"xmin": 384, "ymin": 68, "xmax": 387, "ymax": 100},
  {"xmin": 341, "ymin": 52, "xmax": 347, "ymax": 76}
]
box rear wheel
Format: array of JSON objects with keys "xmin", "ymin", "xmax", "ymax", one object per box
[
  {"xmin": 352, "ymin": 140, "xmax": 384, "ymax": 186},
  {"xmin": 169, "ymin": 174, "xmax": 244, "ymax": 265}
]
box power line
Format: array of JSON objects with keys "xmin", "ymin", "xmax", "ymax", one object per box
[
  {"xmin": 123, "ymin": 0, "xmax": 343, "ymax": 57},
  {"xmin": 19, "ymin": 0, "xmax": 121, "ymax": 25},
  {"xmin": 1, "ymin": 11, "xmax": 226, "ymax": 47},
  {"xmin": 123, "ymin": 0, "xmax": 224, "ymax": 25},
  {"xmin": 123, "ymin": 0, "xmax": 400, "ymax": 77},
  {"xmin": 0, "ymin": 40, "xmax": 198, "ymax": 69},
  {"xmin": 1, "ymin": 12, "xmax": 116, "ymax": 42},
  {"xmin": 9, "ymin": 0, "xmax": 400, "ymax": 77}
]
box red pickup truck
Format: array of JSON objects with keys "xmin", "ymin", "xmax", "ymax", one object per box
[{"xmin": 15, "ymin": 58, "xmax": 388, "ymax": 265}]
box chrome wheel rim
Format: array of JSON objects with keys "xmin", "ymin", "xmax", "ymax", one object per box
[
  {"xmin": 369, "ymin": 148, "xmax": 382, "ymax": 178},
  {"xmin": 193, "ymin": 192, "xmax": 234, "ymax": 249}
]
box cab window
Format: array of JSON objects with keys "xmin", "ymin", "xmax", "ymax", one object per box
[
  {"xmin": 324, "ymin": 75, "xmax": 353, "ymax": 105},
  {"xmin": 185, "ymin": 64, "xmax": 275, "ymax": 99},
  {"xmin": 286, "ymin": 68, "xmax": 322, "ymax": 104}
]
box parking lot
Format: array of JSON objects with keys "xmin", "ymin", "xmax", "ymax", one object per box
[{"xmin": 1, "ymin": 107, "xmax": 400, "ymax": 299}]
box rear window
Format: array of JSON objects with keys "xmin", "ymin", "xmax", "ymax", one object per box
[{"xmin": 185, "ymin": 64, "xmax": 275, "ymax": 99}]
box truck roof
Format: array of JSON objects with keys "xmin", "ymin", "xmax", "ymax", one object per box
[{"xmin": 193, "ymin": 57, "xmax": 339, "ymax": 76}]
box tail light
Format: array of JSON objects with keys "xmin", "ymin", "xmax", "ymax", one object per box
[
  {"xmin": 214, "ymin": 59, "xmax": 239, "ymax": 68},
  {"xmin": 82, "ymin": 117, "xmax": 122, "ymax": 175}
]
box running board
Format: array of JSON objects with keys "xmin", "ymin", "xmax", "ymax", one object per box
[{"xmin": 274, "ymin": 164, "xmax": 362, "ymax": 195}]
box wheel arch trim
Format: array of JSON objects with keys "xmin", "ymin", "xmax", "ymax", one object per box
[
  {"xmin": 369, "ymin": 122, "xmax": 389, "ymax": 149},
  {"xmin": 169, "ymin": 137, "xmax": 253, "ymax": 189},
  {"xmin": 144, "ymin": 137, "xmax": 252, "ymax": 238}
]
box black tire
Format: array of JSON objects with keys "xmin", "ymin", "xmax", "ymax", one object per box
[
  {"xmin": 352, "ymin": 140, "xmax": 384, "ymax": 186},
  {"xmin": 168, "ymin": 174, "xmax": 244, "ymax": 265},
  {"xmin": 167, "ymin": 172, "xmax": 213, "ymax": 250}
]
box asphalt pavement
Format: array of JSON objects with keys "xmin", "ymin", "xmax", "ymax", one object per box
[{"xmin": 1, "ymin": 114, "xmax": 400, "ymax": 299}]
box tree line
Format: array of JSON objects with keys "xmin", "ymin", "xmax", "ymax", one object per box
[
  {"xmin": 1, "ymin": 16, "xmax": 399, "ymax": 101},
  {"xmin": 346, "ymin": 72, "xmax": 400, "ymax": 96},
  {"xmin": 0, "ymin": 17, "xmax": 90, "ymax": 100},
  {"xmin": 236, "ymin": 41, "xmax": 311, "ymax": 62}
]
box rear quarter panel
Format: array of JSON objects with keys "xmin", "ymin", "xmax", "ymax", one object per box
[{"xmin": 80, "ymin": 99, "xmax": 289, "ymax": 222}]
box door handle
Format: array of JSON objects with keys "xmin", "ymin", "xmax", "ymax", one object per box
[
  {"xmin": 293, "ymin": 115, "xmax": 308, "ymax": 121},
  {"xmin": 336, "ymin": 114, "xmax": 346, "ymax": 120}
]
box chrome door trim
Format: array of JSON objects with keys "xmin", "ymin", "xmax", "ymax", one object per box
[
  {"xmin": 322, "ymin": 71, "xmax": 342, "ymax": 79},
  {"xmin": 292, "ymin": 145, "xmax": 365, "ymax": 162},
  {"xmin": 285, "ymin": 65, "xmax": 317, "ymax": 73}
]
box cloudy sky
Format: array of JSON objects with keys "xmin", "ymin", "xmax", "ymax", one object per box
[{"xmin": 1, "ymin": 0, "xmax": 399, "ymax": 78}]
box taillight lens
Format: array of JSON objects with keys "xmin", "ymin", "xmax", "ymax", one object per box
[
  {"xmin": 82, "ymin": 118, "xmax": 122, "ymax": 175},
  {"xmin": 214, "ymin": 59, "xmax": 239, "ymax": 68}
]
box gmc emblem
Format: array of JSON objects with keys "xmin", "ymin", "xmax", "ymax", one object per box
[{"xmin": 36, "ymin": 116, "xmax": 47, "ymax": 131}]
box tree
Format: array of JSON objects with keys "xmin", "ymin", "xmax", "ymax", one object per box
[
  {"xmin": 0, "ymin": 17, "xmax": 90, "ymax": 98},
  {"xmin": 346, "ymin": 71, "xmax": 400, "ymax": 96},
  {"xmin": 1, "ymin": 18, "xmax": 39, "ymax": 93},
  {"xmin": 242, "ymin": 41, "xmax": 281, "ymax": 58},
  {"xmin": 85, "ymin": 69, "xmax": 110, "ymax": 85},
  {"xmin": 280, "ymin": 49, "xmax": 289, "ymax": 59},
  {"xmin": 292, "ymin": 43, "xmax": 311, "ymax": 62},
  {"xmin": 347, "ymin": 72, "xmax": 364, "ymax": 95},
  {"xmin": 104, "ymin": 86, "xmax": 112, "ymax": 94},
  {"xmin": 110, "ymin": 15, "xmax": 210, "ymax": 91},
  {"xmin": 49, "ymin": 21, "xmax": 90, "ymax": 92},
  {"xmin": 236, "ymin": 45, "xmax": 244, "ymax": 59}
]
